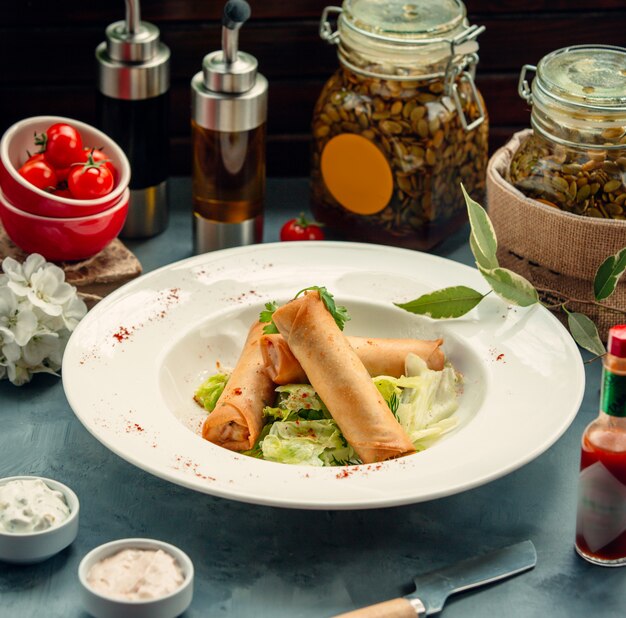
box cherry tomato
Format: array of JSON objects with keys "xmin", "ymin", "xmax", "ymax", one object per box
[
  {"xmin": 51, "ymin": 188, "xmax": 74, "ymax": 199},
  {"xmin": 18, "ymin": 157, "xmax": 58, "ymax": 191},
  {"xmin": 68, "ymin": 154, "xmax": 114, "ymax": 199},
  {"xmin": 38, "ymin": 123, "xmax": 84, "ymax": 169},
  {"xmin": 24, "ymin": 152, "xmax": 45, "ymax": 164},
  {"xmin": 56, "ymin": 148, "xmax": 88, "ymax": 182},
  {"xmin": 280, "ymin": 213, "xmax": 325, "ymax": 241},
  {"xmin": 85, "ymin": 148, "xmax": 117, "ymax": 182}
]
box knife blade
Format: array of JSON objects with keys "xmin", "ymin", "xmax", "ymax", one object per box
[{"xmin": 332, "ymin": 540, "xmax": 537, "ymax": 618}]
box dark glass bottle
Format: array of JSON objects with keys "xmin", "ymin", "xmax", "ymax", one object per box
[{"xmin": 96, "ymin": 3, "xmax": 171, "ymax": 238}]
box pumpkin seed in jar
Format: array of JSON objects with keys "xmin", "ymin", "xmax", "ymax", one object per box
[
  {"xmin": 604, "ymin": 179, "xmax": 622, "ymax": 193},
  {"xmin": 603, "ymin": 160, "xmax": 621, "ymax": 174},
  {"xmin": 314, "ymin": 125, "xmax": 330, "ymax": 138},
  {"xmin": 576, "ymin": 184, "xmax": 591, "ymax": 202},
  {"xmin": 310, "ymin": 67, "xmax": 489, "ymax": 242},
  {"xmin": 416, "ymin": 118, "xmax": 429, "ymax": 138},
  {"xmin": 601, "ymin": 127, "xmax": 625, "ymax": 140},
  {"xmin": 410, "ymin": 106, "xmax": 426, "ymax": 123},
  {"xmin": 562, "ymin": 163, "xmax": 582, "ymax": 174},
  {"xmin": 380, "ymin": 120, "xmax": 403, "ymax": 135},
  {"xmin": 582, "ymin": 159, "xmax": 602, "ymax": 172},
  {"xmin": 390, "ymin": 101, "xmax": 403, "ymax": 116},
  {"xmin": 552, "ymin": 176, "xmax": 570, "ymax": 192}
]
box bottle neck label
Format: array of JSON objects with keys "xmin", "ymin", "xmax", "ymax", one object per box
[{"xmin": 602, "ymin": 372, "xmax": 626, "ymax": 418}]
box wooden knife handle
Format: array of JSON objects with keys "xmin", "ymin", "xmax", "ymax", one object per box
[{"xmin": 332, "ymin": 597, "xmax": 421, "ymax": 618}]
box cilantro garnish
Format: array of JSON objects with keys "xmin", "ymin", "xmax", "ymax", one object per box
[
  {"xmin": 294, "ymin": 286, "xmax": 351, "ymax": 331},
  {"xmin": 259, "ymin": 287, "xmax": 350, "ymax": 334},
  {"xmin": 260, "ymin": 301, "xmax": 279, "ymax": 334}
]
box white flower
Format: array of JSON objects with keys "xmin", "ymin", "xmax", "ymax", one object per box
[
  {"xmin": 4, "ymin": 254, "xmax": 75, "ymax": 317},
  {"xmin": 7, "ymin": 362, "xmax": 33, "ymax": 386},
  {"xmin": 32, "ymin": 307, "xmax": 64, "ymax": 335},
  {"xmin": 2, "ymin": 340, "xmax": 21, "ymax": 364},
  {"xmin": 60, "ymin": 295, "xmax": 88, "ymax": 331},
  {"xmin": 0, "ymin": 287, "xmax": 38, "ymax": 346},
  {"xmin": 0, "ymin": 253, "xmax": 87, "ymax": 386},
  {"xmin": 21, "ymin": 333, "xmax": 61, "ymax": 367},
  {"xmin": 2, "ymin": 254, "xmax": 46, "ymax": 291}
]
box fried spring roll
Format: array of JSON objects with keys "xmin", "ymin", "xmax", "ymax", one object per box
[
  {"xmin": 202, "ymin": 321, "xmax": 276, "ymax": 451},
  {"xmin": 271, "ymin": 291, "xmax": 415, "ymax": 464},
  {"xmin": 260, "ymin": 333, "xmax": 444, "ymax": 384}
]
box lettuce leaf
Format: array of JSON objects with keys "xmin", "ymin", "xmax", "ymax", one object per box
[
  {"xmin": 275, "ymin": 384, "xmax": 328, "ymax": 413},
  {"xmin": 249, "ymin": 352, "xmax": 461, "ymax": 465},
  {"xmin": 194, "ymin": 372, "xmax": 230, "ymax": 412},
  {"xmin": 395, "ymin": 353, "xmax": 460, "ymax": 445},
  {"xmin": 263, "ymin": 384, "xmax": 332, "ymax": 422},
  {"xmin": 261, "ymin": 419, "xmax": 360, "ymax": 466}
]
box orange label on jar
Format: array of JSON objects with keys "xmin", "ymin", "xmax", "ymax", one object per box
[{"xmin": 321, "ymin": 134, "xmax": 393, "ymax": 215}]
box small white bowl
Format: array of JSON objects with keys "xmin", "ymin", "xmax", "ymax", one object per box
[
  {"xmin": 78, "ymin": 538, "xmax": 194, "ymax": 618},
  {"xmin": 0, "ymin": 475, "xmax": 80, "ymax": 564}
]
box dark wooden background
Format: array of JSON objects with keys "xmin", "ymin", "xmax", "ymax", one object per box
[{"xmin": 1, "ymin": 1, "xmax": 625, "ymax": 176}]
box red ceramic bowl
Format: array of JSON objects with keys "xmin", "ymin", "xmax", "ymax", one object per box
[
  {"xmin": 0, "ymin": 116, "xmax": 130, "ymax": 218},
  {"xmin": 0, "ymin": 187, "xmax": 129, "ymax": 262}
]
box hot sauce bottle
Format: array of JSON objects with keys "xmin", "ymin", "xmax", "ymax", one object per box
[{"xmin": 576, "ymin": 324, "xmax": 626, "ymax": 566}]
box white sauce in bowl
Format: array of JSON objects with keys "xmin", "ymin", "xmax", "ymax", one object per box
[
  {"xmin": 86, "ymin": 548, "xmax": 184, "ymax": 600},
  {"xmin": 0, "ymin": 478, "xmax": 70, "ymax": 533}
]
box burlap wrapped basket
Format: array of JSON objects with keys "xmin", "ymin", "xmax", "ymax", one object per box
[{"xmin": 487, "ymin": 129, "xmax": 626, "ymax": 342}]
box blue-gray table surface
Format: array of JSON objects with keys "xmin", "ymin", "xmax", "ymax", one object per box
[{"xmin": 0, "ymin": 178, "xmax": 622, "ymax": 617}]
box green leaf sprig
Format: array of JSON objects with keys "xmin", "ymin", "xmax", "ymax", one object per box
[
  {"xmin": 260, "ymin": 286, "xmax": 350, "ymax": 335},
  {"xmin": 395, "ymin": 184, "xmax": 626, "ymax": 357},
  {"xmin": 294, "ymin": 286, "xmax": 350, "ymax": 330},
  {"xmin": 388, "ymin": 391, "xmax": 400, "ymax": 420},
  {"xmin": 259, "ymin": 301, "xmax": 279, "ymax": 334}
]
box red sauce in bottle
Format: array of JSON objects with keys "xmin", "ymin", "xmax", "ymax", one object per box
[{"xmin": 575, "ymin": 325, "xmax": 626, "ymax": 566}]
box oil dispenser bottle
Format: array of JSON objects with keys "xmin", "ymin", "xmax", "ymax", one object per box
[
  {"xmin": 191, "ymin": 0, "xmax": 268, "ymax": 253},
  {"xmin": 96, "ymin": 0, "xmax": 170, "ymax": 238}
]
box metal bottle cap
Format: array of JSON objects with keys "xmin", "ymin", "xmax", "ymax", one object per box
[
  {"xmin": 97, "ymin": 0, "xmax": 170, "ymax": 100},
  {"xmin": 191, "ymin": 0, "xmax": 268, "ymax": 132}
]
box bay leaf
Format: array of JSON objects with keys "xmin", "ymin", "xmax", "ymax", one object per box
[
  {"xmin": 594, "ymin": 247, "xmax": 626, "ymax": 301},
  {"xmin": 567, "ymin": 312, "xmax": 606, "ymax": 356},
  {"xmin": 395, "ymin": 286, "xmax": 485, "ymax": 319},
  {"xmin": 462, "ymin": 184, "xmax": 498, "ymax": 270},
  {"xmin": 478, "ymin": 266, "xmax": 539, "ymax": 307}
]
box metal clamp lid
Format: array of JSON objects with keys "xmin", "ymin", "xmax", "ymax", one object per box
[
  {"xmin": 518, "ymin": 64, "xmax": 537, "ymax": 104},
  {"xmin": 320, "ymin": 5, "xmax": 486, "ymax": 131}
]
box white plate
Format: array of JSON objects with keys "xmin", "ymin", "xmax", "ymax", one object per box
[{"xmin": 62, "ymin": 241, "xmax": 584, "ymax": 510}]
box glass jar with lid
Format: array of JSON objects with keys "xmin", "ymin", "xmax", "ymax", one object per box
[
  {"xmin": 310, "ymin": 0, "xmax": 489, "ymax": 250},
  {"xmin": 509, "ymin": 45, "xmax": 626, "ymax": 219}
]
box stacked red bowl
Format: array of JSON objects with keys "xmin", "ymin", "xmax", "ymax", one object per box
[{"xmin": 0, "ymin": 116, "xmax": 131, "ymax": 261}]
